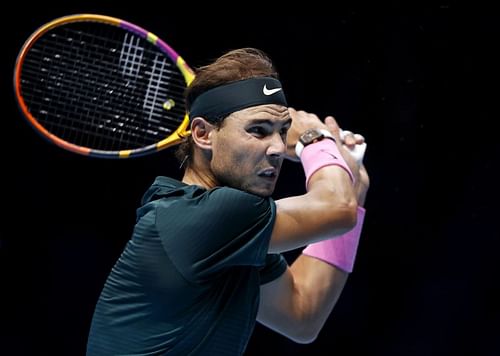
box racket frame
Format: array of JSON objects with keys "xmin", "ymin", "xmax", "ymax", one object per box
[{"xmin": 14, "ymin": 14, "xmax": 195, "ymax": 158}]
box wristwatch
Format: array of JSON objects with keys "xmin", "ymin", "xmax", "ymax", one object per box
[{"xmin": 295, "ymin": 128, "xmax": 335, "ymax": 158}]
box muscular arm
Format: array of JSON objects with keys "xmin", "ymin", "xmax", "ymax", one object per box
[
  {"xmin": 258, "ymin": 164, "xmax": 369, "ymax": 343},
  {"xmin": 260, "ymin": 112, "xmax": 369, "ymax": 342},
  {"xmin": 267, "ymin": 109, "xmax": 358, "ymax": 254},
  {"xmin": 257, "ymin": 256, "xmax": 348, "ymax": 343},
  {"xmin": 259, "ymin": 108, "xmax": 368, "ymax": 342},
  {"xmin": 268, "ymin": 164, "xmax": 357, "ymax": 254},
  {"xmin": 260, "ymin": 157, "xmax": 357, "ymax": 343}
]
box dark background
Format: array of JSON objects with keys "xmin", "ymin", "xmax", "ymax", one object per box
[{"xmin": 2, "ymin": 3, "xmax": 499, "ymax": 355}]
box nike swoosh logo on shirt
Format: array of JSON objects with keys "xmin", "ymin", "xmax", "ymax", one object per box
[{"xmin": 263, "ymin": 84, "xmax": 282, "ymax": 96}]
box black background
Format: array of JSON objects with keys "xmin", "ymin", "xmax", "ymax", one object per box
[{"xmin": 2, "ymin": 3, "xmax": 499, "ymax": 355}]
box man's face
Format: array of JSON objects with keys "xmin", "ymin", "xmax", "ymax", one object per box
[{"xmin": 210, "ymin": 104, "xmax": 290, "ymax": 197}]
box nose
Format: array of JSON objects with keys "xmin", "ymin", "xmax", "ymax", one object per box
[{"xmin": 266, "ymin": 132, "xmax": 286, "ymax": 158}]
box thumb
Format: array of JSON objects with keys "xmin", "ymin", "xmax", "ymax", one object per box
[{"xmin": 324, "ymin": 116, "xmax": 341, "ymax": 138}]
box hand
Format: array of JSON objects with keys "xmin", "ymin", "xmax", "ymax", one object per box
[
  {"xmin": 340, "ymin": 130, "xmax": 367, "ymax": 165},
  {"xmin": 335, "ymin": 128, "xmax": 370, "ymax": 206},
  {"xmin": 285, "ymin": 108, "xmax": 370, "ymax": 205},
  {"xmin": 323, "ymin": 117, "xmax": 360, "ymax": 184},
  {"xmin": 285, "ymin": 108, "xmax": 338, "ymax": 162}
]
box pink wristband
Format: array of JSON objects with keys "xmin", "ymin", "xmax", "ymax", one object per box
[
  {"xmin": 300, "ymin": 139, "xmax": 354, "ymax": 189},
  {"xmin": 302, "ymin": 206, "xmax": 365, "ymax": 273}
]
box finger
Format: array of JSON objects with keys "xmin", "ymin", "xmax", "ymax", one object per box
[
  {"xmin": 339, "ymin": 129, "xmax": 351, "ymax": 140},
  {"xmin": 354, "ymin": 133, "xmax": 365, "ymax": 144},
  {"xmin": 324, "ymin": 116, "xmax": 340, "ymax": 133},
  {"xmin": 324, "ymin": 116, "xmax": 342, "ymax": 142},
  {"xmin": 340, "ymin": 130, "xmax": 367, "ymax": 164},
  {"xmin": 340, "ymin": 130, "xmax": 356, "ymax": 146}
]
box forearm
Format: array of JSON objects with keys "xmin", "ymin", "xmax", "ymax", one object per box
[
  {"xmin": 270, "ymin": 153, "xmax": 357, "ymax": 254},
  {"xmin": 300, "ymin": 132, "xmax": 359, "ymax": 233},
  {"xmin": 257, "ymin": 255, "xmax": 349, "ymax": 343},
  {"xmin": 281, "ymin": 131, "xmax": 366, "ymax": 330},
  {"xmin": 289, "ymin": 254, "xmax": 349, "ymax": 337},
  {"xmin": 261, "ymin": 205, "xmax": 365, "ymax": 341},
  {"xmin": 270, "ymin": 167, "xmax": 357, "ymax": 253}
]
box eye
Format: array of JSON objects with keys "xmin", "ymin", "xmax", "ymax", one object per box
[{"xmin": 248, "ymin": 126, "xmax": 267, "ymax": 137}]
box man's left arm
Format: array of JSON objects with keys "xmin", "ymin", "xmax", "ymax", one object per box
[
  {"xmin": 258, "ymin": 159, "xmax": 369, "ymax": 343},
  {"xmin": 257, "ymin": 255, "xmax": 349, "ymax": 343}
]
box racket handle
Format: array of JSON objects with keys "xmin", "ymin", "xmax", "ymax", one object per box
[{"xmin": 340, "ymin": 130, "xmax": 367, "ymax": 164}]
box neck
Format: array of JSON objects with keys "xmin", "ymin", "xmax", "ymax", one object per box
[{"xmin": 182, "ymin": 153, "xmax": 218, "ymax": 190}]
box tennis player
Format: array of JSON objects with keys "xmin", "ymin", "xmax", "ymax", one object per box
[{"xmin": 87, "ymin": 47, "xmax": 369, "ymax": 355}]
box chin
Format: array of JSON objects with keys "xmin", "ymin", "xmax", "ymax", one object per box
[
  {"xmin": 246, "ymin": 185, "xmax": 275, "ymax": 197},
  {"xmin": 229, "ymin": 179, "xmax": 275, "ymax": 197},
  {"xmin": 252, "ymin": 190, "xmax": 273, "ymax": 197}
]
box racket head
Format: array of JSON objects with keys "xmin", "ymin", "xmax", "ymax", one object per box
[{"xmin": 14, "ymin": 14, "xmax": 195, "ymax": 158}]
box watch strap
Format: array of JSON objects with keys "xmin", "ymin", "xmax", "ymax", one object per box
[{"xmin": 295, "ymin": 129, "xmax": 335, "ymax": 158}]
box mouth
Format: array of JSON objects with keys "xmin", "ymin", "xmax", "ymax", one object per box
[{"xmin": 257, "ymin": 167, "xmax": 278, "ymax": 180}]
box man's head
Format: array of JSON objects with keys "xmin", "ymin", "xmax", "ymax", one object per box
[{"xmin": 177, "ymin": 48, "xmax": 290, "ymax": 196}]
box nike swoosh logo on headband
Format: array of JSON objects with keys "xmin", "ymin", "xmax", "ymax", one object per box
[{"xmin": 263, "ymin": 84, "xmax": 282, "ymax": 96}]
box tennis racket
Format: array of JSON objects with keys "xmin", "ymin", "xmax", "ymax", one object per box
[{"xmin": 14, "ymin": 13, "xmax": 195, "ymax": 158}]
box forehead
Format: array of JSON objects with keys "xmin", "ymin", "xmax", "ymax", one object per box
[{"xmin": 228, "ymin": 104, "xmax": 290, "ymax": 124}]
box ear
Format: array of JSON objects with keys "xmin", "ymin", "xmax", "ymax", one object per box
[{"xmin": 190, "ymin": 117, "xmax": 215, "ymax": 150}]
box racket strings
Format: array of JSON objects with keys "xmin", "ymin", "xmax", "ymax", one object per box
[{"xmin": 20, "ymin": 22, "xmax": 187, "ymax": 151}]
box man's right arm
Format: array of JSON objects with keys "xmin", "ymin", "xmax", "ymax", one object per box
[
  {"xmin": 259, "ymin": 115, "xmax": 369, "ymax": 341},
  {"xmin": 268, "ymin": 109, "xmax": 359, "ymax": 253},
  {"xmin": 268, "ymin": 164, "xmax": 357, "ymax": 253}
]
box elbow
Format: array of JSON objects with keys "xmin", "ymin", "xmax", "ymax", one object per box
[
  {"xmin": 342, "ymin": 200, "xmax": 358, "ymax": 230},
  {"xmin": 328, "ymin": 198, "xmax": 358, "ymax": 234},
  {"xmin": 282, "ymin": 311, "xmax": 324, "ymax": 344},
  {"xmin": 288, "ymin": 330, "xmax": 319, "ymax": 344},
  {"xmin": 284, "ymin": 320, "xmax": 321, "ymax": 344}
]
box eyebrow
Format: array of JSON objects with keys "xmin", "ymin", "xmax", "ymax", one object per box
[{"xmin": 247, "ymin": 118, "xmax": 292, "ymax": 127}]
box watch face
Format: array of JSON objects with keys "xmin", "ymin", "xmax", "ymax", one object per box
[{"xmin": 300, "ymin": 129, "xmax": 324, "ymax": 145}]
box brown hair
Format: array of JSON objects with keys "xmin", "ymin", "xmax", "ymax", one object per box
[{"xmin": 175, "ymin": 48, "xmax": 280, "ymax": 169}]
